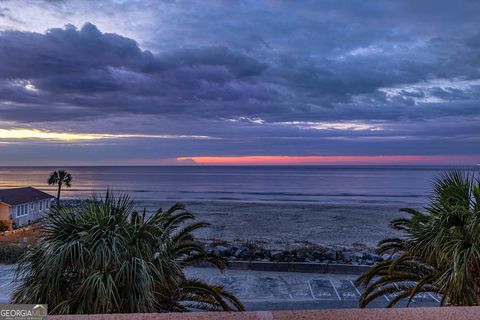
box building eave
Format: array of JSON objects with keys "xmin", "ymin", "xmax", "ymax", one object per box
[{"xmin": 0, "ymin": 201, "xmax": 12, "ymax": 207}]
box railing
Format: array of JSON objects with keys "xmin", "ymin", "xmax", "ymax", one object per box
[{"xmin": 49, "ymin": 307, "xmax": 480, "ymax": 320}]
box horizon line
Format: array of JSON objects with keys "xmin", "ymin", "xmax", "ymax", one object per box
[
  {"xmin": 176, "ymin": 155, "xmax": 480, "ymax": 166},
  {"xmin": 0, "ymin": 164, "xmax": 478, "ymax": 168}
]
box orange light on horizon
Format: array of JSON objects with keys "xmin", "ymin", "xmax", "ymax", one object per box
[{"xmin": 176, "ymin": 155, "xmax": 479, "ymax": 165}]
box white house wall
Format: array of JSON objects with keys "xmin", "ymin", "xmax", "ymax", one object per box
[{"xmin": 10, "ymin": 198, "xmax": 53, "ymax": 227}]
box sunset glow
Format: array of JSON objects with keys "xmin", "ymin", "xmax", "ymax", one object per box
[
  {"xmin": 177, "ymin": 155, "xmax": 479, "ymax": 165},
  {"xmin": 0, "ymin": 129, "xmax": 214, "ymax": 142}
]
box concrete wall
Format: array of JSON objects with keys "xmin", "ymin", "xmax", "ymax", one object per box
[
  {"xmin": 196, "ymin": 260, "xmax": 370, "ymax": 274},
  {"xmin": 49, "ymin": 307, "xmax": 480, "ymax": 320}
]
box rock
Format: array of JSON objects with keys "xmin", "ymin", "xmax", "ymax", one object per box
[
  {"xmin": 391, "ymin": 253, "xmax": 401, "ymax": 260},
  {"xmin": 367, "ymin": 253, "xmax": 382, "ymax": 261},
  {"xmin": 312, "ymin": 250, "xmax": 324, "ymax": 259},
  {"xmin": 253, "ymin": 249, "xmax": 265, "ymax": 259},
  {"xmin": 270, "ymin": 250, "xmax": 283, "ymax": 260},
  {"xmin": 234, "ymin": 246, "xmax": 253, "ymax": 258},
  {"xmin": 325, "ymin": 249, "xmax": 337, "ymax": 261},
  {"xmin": 354, "ymin": 252, "xmax": 364, "ymax": 260},
  {"xmin": 363, "ymin": 252, "xmax": 372, "ymax": 260},
  {"xmin": 283, "ymin": 253, "xmax": 295, "ymax": 261},
  {"xmin": 342, "ymin": 251, "xmax": 356, "ymax": 262},
  {"xmin": 381, "ymin": 253, "xmax": 391, "ymax": 261},
  {"xmin": 296, "ymin": 252, "xmax": 308, "ymax": 261},
  {"xmin": 213, "ymin": 245, "xmax": 231, "ymax": 256}
]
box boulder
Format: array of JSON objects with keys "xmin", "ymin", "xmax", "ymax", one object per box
[
  {"xmin": 234, "ymin": 246, "xmax": 253, "ymax": 258},
  {"xmin": 354, "ymin": 252, "xmax": 364, "ymax": 260},
  {"xmin": 381, "ymin": 254, "xmax": 391, "ymax": 261},
  {"xmin": 270, "ymin": 250, "xmax": 283, "ymax": 260},
  {"xmin": 325, "ymin": 249, "xmax": 337, "ymax": 261},
  {"xmin": 312, "ymin": 250, "xmax": 324, "ymax": 259},
  {"xmin": 296, "ymin": 252, "xmax": 308, "ymax": 261},
  {"xmin": 391, "ymin": 253, "xmax": 401, "ymax": 260},
  {"xmin": 342, "ymin": 251, "xmax": 356, "ymax": 262},
  {"xmin": 213, "ymin": 245, "xmax": 231, "ymax": 256},
  {"xmin": 365, "ymin": 253, "xmax": 382, "ymax": 261},
  {"xmin": 253, "ymin": 249, "xmax": 265, "ymax": 259}
]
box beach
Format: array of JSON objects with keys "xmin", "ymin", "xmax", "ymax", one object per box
[
  {"xmin": 125, "ymin": 200, "xmax": 409, "ymax": 248},
  {"xmin": 1, "ymin": 165, "xmax": 445, "ymax": 248}
]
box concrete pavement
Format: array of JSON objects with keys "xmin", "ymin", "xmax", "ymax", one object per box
[
  {"xmin": 0, "ymin": 264, "xmax": 14, "ymax": 303},
  {"xmin": 0, "ymin": 264, "xmax": 440, "ymax": 310},
  {"xmin": 185, "ymin": 267, "xmax": 440, "ymax": 310}
]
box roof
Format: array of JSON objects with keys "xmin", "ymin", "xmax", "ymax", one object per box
[{"xmin": 0, "ymin": 187, "xmax": 54, "ymax": 206}]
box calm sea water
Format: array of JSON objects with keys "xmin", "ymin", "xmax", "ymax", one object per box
[{"xmin": 0, "ymin": 166, "xmax": 476, "ymax": 206}]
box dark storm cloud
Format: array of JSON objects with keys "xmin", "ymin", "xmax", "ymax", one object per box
[
  {"xmin": 0, "ymin": 0, "xmax": 478, "ymax": 163},
  {"xmin": 0, "ymin": 16, "xmax": 479, "ymax": 124},
  {"xmin": 0, "ymin": 23, "xmax": 272, "ymax": 121}
]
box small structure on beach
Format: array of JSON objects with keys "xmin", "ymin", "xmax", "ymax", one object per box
[{"xmin": 0, "ymin": 187, "xmax": 54, "ymax": 229}]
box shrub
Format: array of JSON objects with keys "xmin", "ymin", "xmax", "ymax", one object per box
[
  {"xmin": 0, "ymin": 242, "xmax": 27, "ymax": 264},
  {"xmin": 13, "ymin": 192, "xmax": 244, "ymax": 314},
  {"xmin": 356, "ymin": 170, "xmax": 480, "ymax": 307}
]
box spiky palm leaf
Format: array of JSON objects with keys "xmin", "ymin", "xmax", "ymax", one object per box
[
  {"xmin": 356, "ymin": 169, "xmax": 480, "ymax": 307},
  {"xmin": 12, "ymin": 191, "xmax": 244, "ymax": 314},
  {"xmin": 48, "ymin": 170, "xmax": 72, "ymax": 208}
]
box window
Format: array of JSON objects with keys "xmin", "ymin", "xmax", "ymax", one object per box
[
  {"xmin": 39, "ymin": 201, "xmax": 43, "ymax": 210},
  {"xmin": 15, "ymin": 204, "xmax": 28, "ymax": 218},
  {"xmin": 30, "ymin": 203, "xmax": 34, "ymax": 210}
]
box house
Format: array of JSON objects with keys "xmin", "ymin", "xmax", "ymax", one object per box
[{"xmin": 0, "ymin": 187, "xmax": 55, "ymax": 229}]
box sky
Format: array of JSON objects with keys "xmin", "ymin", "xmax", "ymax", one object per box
[{"xmin": 0, "ymin": 0, "xmax": 479, "ymax": 165}]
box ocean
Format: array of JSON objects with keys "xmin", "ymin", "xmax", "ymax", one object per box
[
  {"xmin": 0, "ymin": 165, "xmax": 473, "ymax": 206},
  {"xmin": 0, "ymin": 165, "xmax": 476, "ymax": 246}
]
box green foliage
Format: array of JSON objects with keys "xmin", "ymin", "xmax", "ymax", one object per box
[
  {"xmin": 12, "ymin": 192, "xmax": 244, "ymax": 314},
  {"xmin": 356, "ymin": 170, "xmax": 480, "ymax": 307},
  {"xmin": 0, "ymin": 242, "xmax": 27, "ymax": 264},
  {"xmin": 48, "ymin": 170, "xmax": 73, "ymax": 207}
]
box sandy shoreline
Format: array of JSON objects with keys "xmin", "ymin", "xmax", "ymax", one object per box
[
  {"xmin": 184, "ymin": 201, "xmax": 408, "ymax": 247},
  {"xmin": 81, "ymin": 199, "xmax": 413, "ymax": 248}
]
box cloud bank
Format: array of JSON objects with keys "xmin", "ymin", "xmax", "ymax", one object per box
[{"xmin": 0, "ymin": 0, "xmax": 478, "ymax": 164}]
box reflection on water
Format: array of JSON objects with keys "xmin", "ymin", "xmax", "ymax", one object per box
[{"xmin": 0, "ymin": 166, "xmax": 476, "ymax": 206}]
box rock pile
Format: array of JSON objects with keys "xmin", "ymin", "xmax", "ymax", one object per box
[{"xmin": 204, "ymin": 242, "xmax": 388, "ymax": 265}]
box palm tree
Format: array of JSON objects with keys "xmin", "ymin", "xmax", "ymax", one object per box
[
  {"xmin": 48, "ymin": 170, "xmax": 72, "ymax": 208},
  {"xmin": 12, "ymin": 192, "xmax": 244, "ymax": 314},
  {"xmin": 356, "ymin": 170, "xmax": 480, "ymax": 307}
]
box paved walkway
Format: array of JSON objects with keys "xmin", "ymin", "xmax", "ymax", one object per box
[
  {"xmin": 0, "ymin": 264, "xmax": 15, "ymax": 304},
  {"xmin": 0, "ymin": 264, "xmax": 440, "ymax": 310},
  {"xmin": 185, "ymin": 267, "xmax": 440, "ymax": 310}
]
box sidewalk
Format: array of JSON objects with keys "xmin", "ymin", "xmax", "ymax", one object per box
[
  {"xmin": 0, "ymin": 264, "xmax": 15, "ymax": 303},
  {"xmin": 0, "ymin": 264, "xmax": 440, "ymax": 310},
  {"xmin": 186, "ymin": 267, "xmax": 440, "ymax": 310}
]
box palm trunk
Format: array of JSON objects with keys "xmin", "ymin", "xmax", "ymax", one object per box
[{"xmin": 56, "ymin": 183, "xmax": 62, "ymax": 208}]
